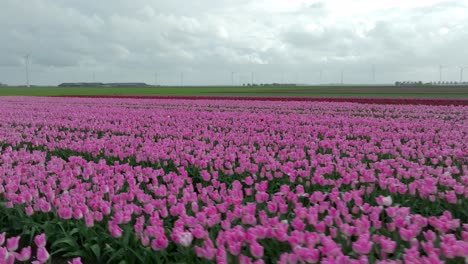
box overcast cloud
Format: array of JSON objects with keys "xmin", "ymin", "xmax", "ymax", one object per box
[{"xmin": 1, "ymin": 0, "xmax": 468, "ymax": 85}]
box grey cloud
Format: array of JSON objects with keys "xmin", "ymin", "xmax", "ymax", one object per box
[{"xmin": 0, "ymin": 0, "xmax": 467, "ymax": 85}]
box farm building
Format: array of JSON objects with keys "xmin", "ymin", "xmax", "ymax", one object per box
[
  {"xmin": 104, "ymin": 83, "xmax": 148, "ymax": 87},
  {"xmin": 58, "ymin": 82, "xmax": 148, "ymax": 87}
]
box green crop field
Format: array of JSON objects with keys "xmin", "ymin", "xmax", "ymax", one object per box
[{"xmin": 1, "ymin": 85, "xmax": 468, "ymax": 97}]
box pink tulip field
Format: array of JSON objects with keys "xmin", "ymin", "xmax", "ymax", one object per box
[{"xmin": 0, "ymin": 96, "xmax": 467, "ymax": 263}]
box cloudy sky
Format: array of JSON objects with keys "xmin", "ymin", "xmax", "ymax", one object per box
[{"xmin": 1, "ymin": 0, "xmax": 468, "ymax": 85}]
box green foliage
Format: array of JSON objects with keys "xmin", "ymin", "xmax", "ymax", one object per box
[{"xmin": 1, "ymin": 85, "xmax": 467, "ymax": 97}]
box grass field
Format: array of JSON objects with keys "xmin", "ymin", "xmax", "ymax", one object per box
[{"xmin": 1, "ymin": 85, "xmax": 468, "ymax": 97}]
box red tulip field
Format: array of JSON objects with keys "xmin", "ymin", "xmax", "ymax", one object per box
[{"xmin": 0, "ymin": 96, "xmax": 467, "ymax": 263}]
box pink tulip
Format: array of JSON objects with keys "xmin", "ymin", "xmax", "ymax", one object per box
[
  {"xmin": 109, "ymin": 223, "xmax": 123, "ymax": 238},
  {"xmin": 353, "ymin": 235, "xmax": 373, "ymax": 255},
  {"xmin": 177, "ymin": 232, "xmax": 193, "ymax": 247},
  {"xmin": 36, "ymin": 247, "xmax": 50, "ymax": 263},
  {"xmin": 34, "ymin": 234, "xmax": 47, "ymax": 248},
  {"xmin": 14, "ymin": 246, "xmax": 31, "ymax": 261},
  {"xmin": 0, "ymin": 232, "xmax": 5, "ymax": 246},
  {"xmin": 376, "ymin": 195, "xmax": 393, "ymax": 207},
  {"xmin": 68, "ymin": 257, "xmax": 83, "ymax": 264},
  {"xmin": 151, "ymin": 235, "xmax": 169, "ymax": 251},
  {"xmin": 0, "ymin": 248, "xmax": 8, "ymax": 262},
  {"xmin": 380, "ymin": 238, "xmax": 396, "ymax": 254},
  {"xmin": 6, "ymin": 236, "xmax": 20, "ymax": 252},
  {"xmin": 25, "ymin": 206, "xmax": 34, "ymax": 216},
  {"xmin": 250, "ymin": 242, "xmax": 264, "ymax": 259}
]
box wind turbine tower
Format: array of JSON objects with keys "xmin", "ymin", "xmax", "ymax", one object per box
[
  {"xmin": 340, "ymin": 70, "xmax": 344, "ymax": 85},
  {"xmin": 319, "ymin": 70, "xmax": 323, "ymax": 85},
  {"xmin": 24, "ymin": 54, "xmax": 30, "ymax": 87},
  {"xmin": 439, "ymin": 65, "xmax": 445, "ymax": 83},
  {"xmin": 231, "ymin": 72, "xmax": 235, "ymax": 86},
  {"xmin": 460, "ymin": 66, "xmax": 466, "ymax": 82},
  {"xmin": 372, "ymin": 64, "xmax": 376, "ymax": 83}
]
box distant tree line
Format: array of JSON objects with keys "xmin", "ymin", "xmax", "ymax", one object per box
[
  {"xmin": 242, "ymin": 83, "xmax": 297, "ymax": 87},
  {"xmin": 395, "ymin": 81, "xmax": 468, "ymax": 86}
]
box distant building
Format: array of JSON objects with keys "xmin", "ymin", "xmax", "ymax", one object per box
[
  {"xmin": 58, "ymin": 82, "xmax": 148, "ymax": 87},
  {"xmin": 260, "ymin": 83, "xmax": 297, "ymax": 87},
  {"xmin": 104, "ymin": 83, "xmax": 148, "ymax": 87},
  {"xmin": 58, "ymin": 82, "xmax": 104, "ymax": 87}
]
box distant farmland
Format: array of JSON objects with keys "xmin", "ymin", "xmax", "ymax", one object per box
[{"xmin": 1, "ymin": 85, "xmax": 468, "ymax": 97}]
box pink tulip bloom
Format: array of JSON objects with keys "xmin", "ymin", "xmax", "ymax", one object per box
[
  {"xmin": 0, "ymin": 248, "xmax": 8, "ymax": 263},
  {"xmin": 151, "ymin": 235, "xmax": 169, "ymax": 251},
  {"xmin": 34, "ymin": 234, "xmax": 47, "ymax": 248},
  {"xmin": 353, "ymin": 235, "xmax": 373, "ymax": 255},
  {"xmin": 85, "ymin": 213, "xmax": 95, "ymax": 227},
  {"xmin": 25, "ymin": 206, "xmax": 34, "ymax": 216},
  {"xmin": 14, "ymin": 246, "xmax": 31, "ymax": 261},
  {"xmin": 57, "ymin": 206, "xmax": 73, "ymax": 219},
  {"xmin": 228, "ymin": 241, "xmax": 242, "ymax": 256},
  {"xmin": 216, "ymin": 246, "xmax": 228, "ymax": 264},
  {"xmin": 68, "ymin": 257, "xmax": 83, "ymax": 264},
  {"xmin": 376, "ymin": 195, "xmax": 393, "ymax": 206},
  {"xmin": 6, "ymin": 255, "xmax": 15, "ymax": 264},
  {"xmin": 109, "ymin": 223, "xmax": 123, "ymax": 238},
  {"xmin": 0, "ymin": 232, "xmax": 5, "ymax": 246},
  {"xmin": 398, "ymin": 227, "xmax": 417, "ymax": 241},
  {"xmin": 6, "ymin": 236, "xmax": 20, "ymax": 252},
  {"xmin": 380, "ymin": 238, "xmax": 396, "ymax": 254},
  {"xmin": 177, "ymin": 232, "xmax": 193, "ymax": 247},
  {"xmin": 36, "ymin": 247, "xmax": 50, "ymax": 263},
  {"xmin": 201, "ymin": 170, "xmax": 211, "ymax": 181},
  {"xmin": 250, "ymin": 242, "xmax": 264, "ymax": 259},
  {"xmin": 243, "ymin": 176, "xmax": 254, "ymax": 186},
  {"xmin": 239, "ymin": 254, "xmax": 253, "ymax": 264}
]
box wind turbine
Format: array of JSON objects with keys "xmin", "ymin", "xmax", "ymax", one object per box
[
  {"xmin": 154, "ymin": 72, "xmax": 158, "ymax": 86},
  {"xmin": 24, "ymin": 54, "xmax": 30, "ymax": 87},
  {"xmin": 439, "ymin": 65, "xmax": 445, "ymax": 83},
  {"xmin": 251, "ymin": 72, "xmax": 254, "ymax": 85},
  {"xmin": 231, "ymin": 72, "xmax": 235, "ymax": 86},
  {"xmin": 340, "ymin": 70, "xmax": 344, "ymax": 85},
  {"xmin": 180, "ymin": 72, "xmax": 184, "ymax": 86},
  {"xmin": 460, "ymin": 66, "xmax": 466, "ymax": 83},
  {"xmin": 318, "ymin": 69, "xmax": 323, "ymax": 85},
  {"xmin": 372, "ymin": 64, "xmax": 376, "ymax": 83}
]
